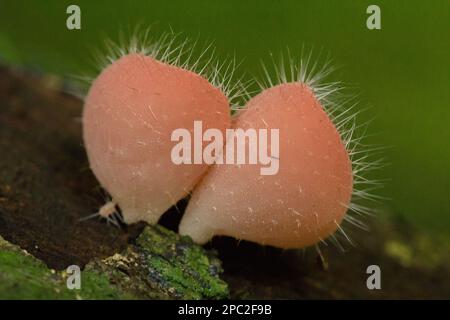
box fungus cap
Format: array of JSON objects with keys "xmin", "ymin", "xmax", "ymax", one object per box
[
  {"xmin": 179, "ymin": 82, "xmax": 353, "ymax": 248},
  {"xmin": 83, "ymin": 53, "xmax": 231, "ymax": 224}
]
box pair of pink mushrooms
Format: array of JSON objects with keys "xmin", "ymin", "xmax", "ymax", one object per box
[{"xmin": 82, "ymin": 53, "xmax": 353, "ymax": 249}]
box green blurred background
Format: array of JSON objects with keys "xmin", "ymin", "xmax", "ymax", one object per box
[{"xmin": 0, "ymin": 0, "xmax": 449, "ymax": 233}]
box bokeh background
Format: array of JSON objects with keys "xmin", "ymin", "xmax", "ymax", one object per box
[{"xmin": 0, "ymin": 0, "xmax": 449, "ymax": 234}]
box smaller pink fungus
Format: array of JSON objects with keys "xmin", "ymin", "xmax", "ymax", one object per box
[
  {"xmin": 83, "ymin": 53, "xmax": 230, "ymax": 224},
  {"xmin": 179, "ymin": 83, "xmax": 353, "ymax": 249}
]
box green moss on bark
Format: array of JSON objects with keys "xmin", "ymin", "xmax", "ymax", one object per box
[
  {"xmin": 138, "ymin": 225, "xmax": 229, "ymax": 299},
  {"xmin": 0, "ymin": 235, "xmax": 133, "ymax": 299}
]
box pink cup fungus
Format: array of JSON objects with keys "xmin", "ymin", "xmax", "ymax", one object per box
[
  {"xmin": 179, "ymin": 82, "xmax": 354, "ymax": 249},
  {"xmin": 82, "ymin": 53, "xmax": 231, "ymax": 224},
  {"xmin": 82, "ymin": 40, "xmax": 379, "ymax": 251}
]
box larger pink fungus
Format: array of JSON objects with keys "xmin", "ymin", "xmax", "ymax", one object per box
[{"xmin": 179, "ymin": 83, "xmax": 353, "ymax": 248}]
